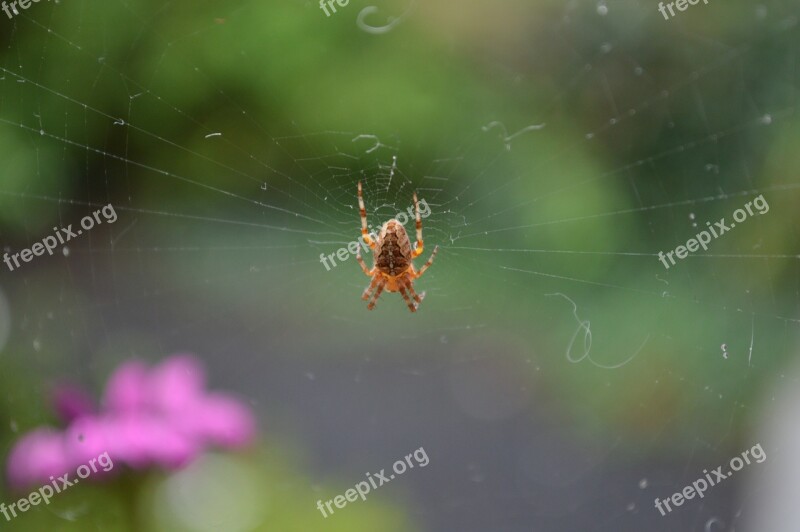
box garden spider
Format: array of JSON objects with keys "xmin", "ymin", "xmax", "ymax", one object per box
[{"xmin": 356, "ymin": 181, "xmax": 439, "ymax": 312}]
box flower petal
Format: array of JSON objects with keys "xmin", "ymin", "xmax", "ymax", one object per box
[
  {"xmin": 6, "ymin": 428, "xmax": 69, "ymax": 490},
  {"xmin": 183, "ymin": 393, "xmax": 256, "ymax": 448},
  {"xmin": 147, "ymin": 354, "xmax": 206, "ymax": 414},
  {"xmin": 103, "ymin": 360, "xmax": 149, "ymax": 413},
  {"xmin": 52, "ymin": 384, "xmax": 95, "ymax": 423},
  {"xmin": 104, "ymin": 414, "xmax": 199, "ymax": 470},
  {"xmin": 64, "ymin": 416, "xmax": 110, "ymax": 467}
]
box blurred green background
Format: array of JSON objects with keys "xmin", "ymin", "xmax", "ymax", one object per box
[{"xmin": 0, "ymin": 0, "xmax": 799, "ymax": 530}]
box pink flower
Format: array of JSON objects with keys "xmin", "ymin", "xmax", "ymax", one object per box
[
  {"xmin": 51, "ymin": 385, "xmax": 95, "ymax": 423},
  {"xmin": 6, "ymin": 354, "xmax": 256, "ymax": 490},
  {"xmin": 6, "ymin": 429, "xmax": 69, "ymax": 489}
]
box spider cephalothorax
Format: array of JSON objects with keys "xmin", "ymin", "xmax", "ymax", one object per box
[{"xmin": 356, "ymin": 181, "xmax": 439, "ymax": 312}]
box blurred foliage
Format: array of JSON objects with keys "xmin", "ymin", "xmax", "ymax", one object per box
[{"xmin": 1, "ymin": 0, "xmax": 799, "ymax": 529}]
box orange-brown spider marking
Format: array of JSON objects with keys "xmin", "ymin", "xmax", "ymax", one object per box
[{"xmin": 356, "ymin": 181, "xmax": 439, "ymax": 312}]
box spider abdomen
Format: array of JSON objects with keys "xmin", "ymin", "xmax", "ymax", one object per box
[{"xmin": 374, "ymin": 220, "xmax": 413, "ymax": 276}]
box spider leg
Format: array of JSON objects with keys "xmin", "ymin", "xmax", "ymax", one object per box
[
  {"xmin": 414, "ymin": 245, "xmax": 440, "ymax": 278},
  {"xmin": 404, "ymin": 275, "xmax": 425, "ymax": 304},
  {"xmin": 411, "ymin": 191, "xmax": 424, "ymax": 258},
  {"xmin": 366, "ymin": 280, "xmax": 385, "ymax": 310},
  {"xmin": 397, "ymin": 283, "xmax": 418, "ymax": 313},
  {"xmin": 356, "ymin": 246, "xmax": 372, "ymax": 276},
  {"xmin": 362, "ymin": 276, "xmax": 380, "ymax": 301},
  {"xmin": 358, "ymin": 181, "xmax": 376, "ymax": 249}
]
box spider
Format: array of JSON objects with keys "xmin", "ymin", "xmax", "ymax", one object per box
[{"xmin": 356, "ymin": 181, "xmax": 439, "ymax": 312}]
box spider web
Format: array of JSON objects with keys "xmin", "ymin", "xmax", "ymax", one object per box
[{"xmin": 0, "ymin": 0, "xmax": 799, "ymax": 531}]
